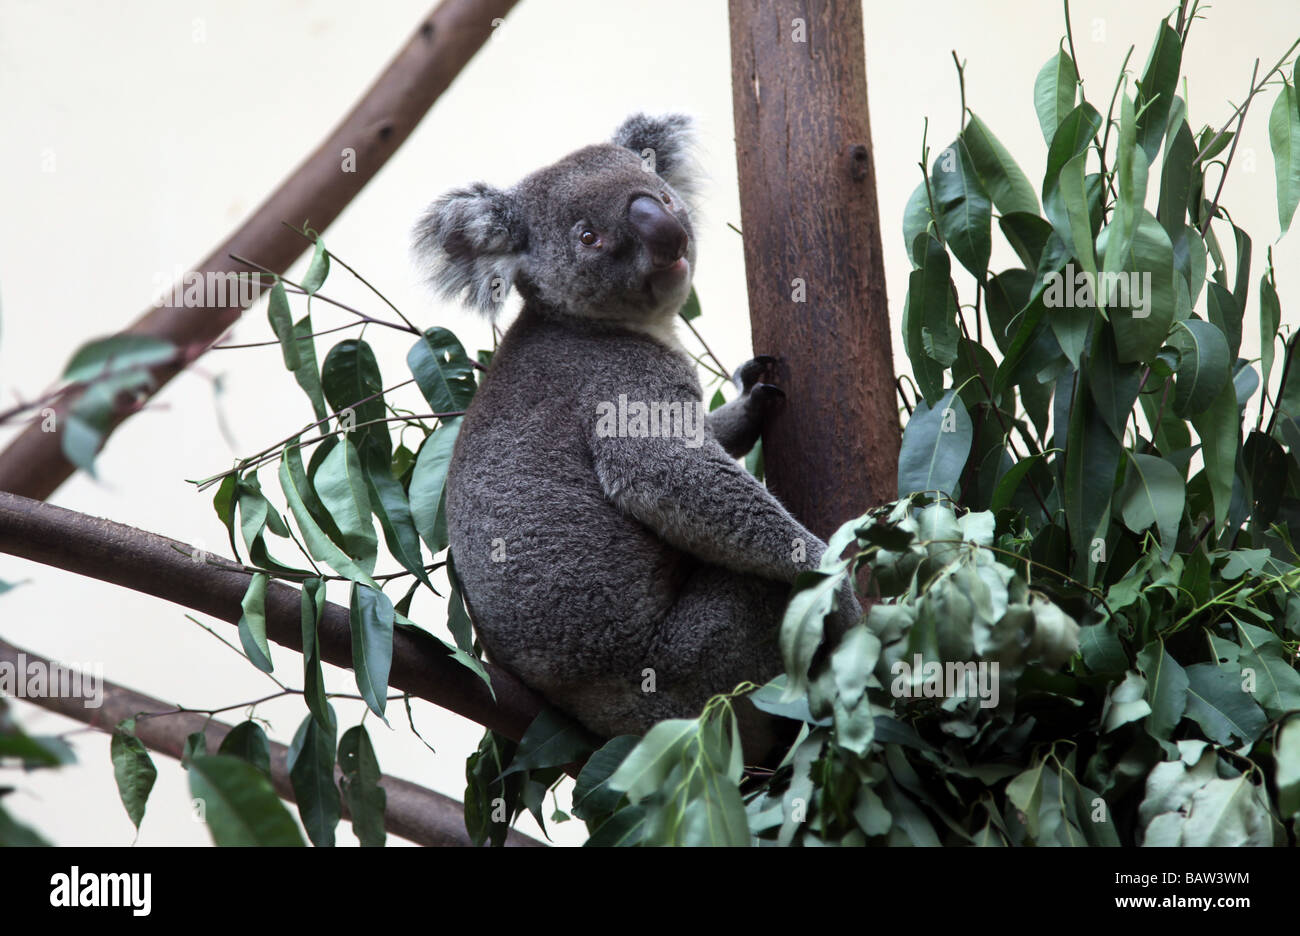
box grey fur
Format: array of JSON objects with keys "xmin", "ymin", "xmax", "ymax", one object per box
[{"xmin": 417, "ymin": 115, "xmax": 860, "ymax": 745}]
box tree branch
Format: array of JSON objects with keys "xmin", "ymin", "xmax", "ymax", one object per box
[
  {"xmin": 0, "ymin": 492, "xmax": 543, "ymax": 743},
  {"xmin": 0, "ymin": 0, "xmax": 518, "ymax": 501},
  {"xmin": 0, "ymin": 639, "xmax": 544, "ymax": 847}
]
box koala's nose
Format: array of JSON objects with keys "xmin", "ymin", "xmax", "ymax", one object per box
[{"xmin": 629, "ymin": 196, "xmax": 687, "ymax": 268}]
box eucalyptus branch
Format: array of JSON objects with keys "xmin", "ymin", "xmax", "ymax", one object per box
[
  {"xmin": 191, "ymin": 376, "xmax": 417, "ymax": 490},
  {"xmin": 282, "ymin": 222, "xmax": 420, "ymax": 334},
  {"xmin": 213, "ymin": 319, "xmax": 363, "ymax": 350},
  {"xmin": 1193, "ymin": 37, "xmax": 1300, "ymax": 167},
  {"xmin": 0, "ymin": 637, "xmax": 542, "ymax": 847},
  {"xmin": 919, "ymin": 538, "xmax": 1115, "ymax": 620},
  {"xmin": 1063, "ymin": 0, "xmax": 1081, "ymax": 98},
  {"xmin": 1199, "ymin": 58, "xmax": 1259, "ymax": 237},
  {"xmin": 951, "ymin": 51, "xmax": 967, "ymax": 130},
  {"xmin": 219, "ymin": 410, "xmax": 464, "ymax": 482},
  {"xmin": 184, "ymin": 613, "xmax": 290, "ymax": 691},
  {"xmin": 228, "ymin": 253, "xmax": 418, "ymax": 336},
  {"xmin": 680, "ymin": 314, "xmax": 731, "ymax": 381},
  {"xmin": 1096, "ymin": 46, "xmax": 1135, "ymax": 213}
]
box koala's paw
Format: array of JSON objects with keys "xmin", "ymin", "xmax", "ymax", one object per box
[
  {"xmin": 734, "ymin": 356, "xmax": 785, "ymax": 415},
  {"xmin": 734, "ymin": 355, "xmax": 778, "ymax": 393}
]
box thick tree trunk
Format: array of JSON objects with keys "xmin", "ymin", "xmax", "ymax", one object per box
[{"xmin": 728, "ymin": 0, "xmax": 899, "ymax": 540}]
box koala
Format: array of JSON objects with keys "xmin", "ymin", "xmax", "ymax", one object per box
[{"xmin": 412, "ymin": 114, "xmax": 860, "ymax": 751}]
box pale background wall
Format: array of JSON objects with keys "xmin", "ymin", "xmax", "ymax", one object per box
[{"xmin": 0, "ymin": 0, "xmax": 1296, "ymax": 846}]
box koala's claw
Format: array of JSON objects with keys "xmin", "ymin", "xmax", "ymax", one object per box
[
  {"xmin": 749, "ymin": 382, "xmax": 786, "ymax": 409},
  {"xmin": 734, "ymin": 355, "xmax": 779, "ymax": 393}
]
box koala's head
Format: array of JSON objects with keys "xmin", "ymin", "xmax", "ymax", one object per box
[{"xmin": 412, "ymin": 114, "xmax": 699, "ymax": 326}]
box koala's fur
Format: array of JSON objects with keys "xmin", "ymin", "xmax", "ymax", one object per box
[{"xmin": 413, "ymin": 114, "xmax": 859, "ymax": 746}]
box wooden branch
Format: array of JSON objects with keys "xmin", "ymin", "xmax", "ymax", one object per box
[
  {"xmin": 0, "ymin": 0, "xmax": 518, "ymax": 502},
  {"xmin": 0, "ymin": 639, "xmax": 544, "ymax": 847},
  {"xmin": 728, "ymin": 0, "xmax": 899, "ymax": 539},
  {"xmin": 0, "ymin": 491, "xmax": 543, "ymax": 743}
]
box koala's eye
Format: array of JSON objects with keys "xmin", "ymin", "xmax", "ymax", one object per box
[
  {"xmin": 660, "ymin": 190, "xmax": 673, "ymax": 206},
  {"xmin": 579, "ymin": 230, "xmax": 600, "ymax": 247}
]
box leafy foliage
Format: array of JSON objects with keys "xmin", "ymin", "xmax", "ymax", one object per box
[{"xmin": 544, "ymin": 8, "xmax": 1300, "ymax": 846}]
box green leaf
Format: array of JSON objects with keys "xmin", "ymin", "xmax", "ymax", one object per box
[
  {"xmin": 1269, "ymin": 77, "xmax": 1300, "ymax": 234},
  {"xmin": 931, "ymin": 138, "xmax": 992, "ymax": 280},
  {"xmin": 902, "ymin": 234, "xmax": 956, "ymax": 404},
  {"xmin": 1260, "ymin": 264, "xmax": 1282, "ymax": 392},
  {"xmin": 780, "ymin": 564, "xmax": 851, "ymax": 698},
  {"xmin": 1206, "ymin": 282, "xmax": 1243, "ymax": 367},
  {"xmin": 266, "ymin": 281, "xmax": 301, "ymax": 370},
  {"xmin": 279, "ymin": 440, "xmax": 378, "ymax": 586},
  {"xmin": 61, "ymin": 367, "xmax": 156, "ymax": 476},
  {"xmin": 110, "ymin": 719, "xmax": 156, "ymax": 831},
  {"xmin": 1183, "ymin": 663, "xmax": 1268, "ymax": 747},
  {"xmin": 1171, "ymin": 224, "xmax": 1207, "ymax": 308},
  {"xmin": 301, "ymin": 237, "xmax": 330, "ymax": 295},
  {"xmin": 313, "ymin": 438, "xmax": 378, "ymax": 575},
  {"xmin": 1156, "ymin": 121, "xmax": 1196, "ymax": 239},
  {"xmin": 1135, "ymin": 21, "xmax": 1184, "ymax": 163},
  {"xmin": 1033, "ymin": 48, "xmax": 1078, "ymax": 144},
  {"xmin": 1102, "ymin": 671, "xmax": 1152, "ymax": 732},
  {"xmin": 290, "ymin": 313, "xmax": 328, "ymax": 421},
  {"xmin": 501, "ymin": 708, "xmax": 598, "ymax": 777},
  {"xmin": 998, "ymin": 212, "xmax": 1054, "ymax": 270},
  {"xmin": 1169, "ymin": 318, "xmax": 1231, "ymax": 418},
  {"xmin": 1119, "ymin": 453, "xmax": 1186, "ymax": 562},
  {"xmin": 218, "ymin": 720, "xmax": 272, "ymax": 778},
  {"xmin": 902, "ymin": 182, "xmax": 933, "ymax": 267},
  {"xmin": 287, "ymin": 709, "xmax": 340, "ymax": 847},
  {"xmin": 1087, "ymin": 325, "xmax": 1142, "ymax": 440},
  {"xmin": 1109, "ymin": 211, "xmax": 1176, "ymax": 364},
  {"xmin": 1188, "ymin": 376, "xmax": 1240, "ymax": 530},
  {"xmin": 1041, "ymin": 103, "xmax": 1102, "ymax": 256},
  {"xmin": 1136, "ymin": 641, "xmax": 1189, "ymax": 740},
  {"xmin": 1101, "ymin": 92, "xmax": 1150, "ymax": 296},
  {"xmin": 1057, "ymin": 151, "xmax": 1096, "ymax": 279},
  {"xmin": 984, "ymin": 269, "xmax": 1035, "ymax": 355},
  {"xmin": 359, "ymin": 435, "xmax": 431, "ymax": 590},
  {"xmin": 407, "ymin": 327, "xmax": 477, "ymax": 414},
  {"xmin": 181, "ymin": 731, "xmax": 207, "ymax": 767},
  {"xmin": 1277, "ymin": 717, "xmax": 1300, "ymax": 819},
  {"xmin": 897, "ymin": 388, "xmax": 972, "ymax": 498},
  {"xmin": 237, "ymin": 572, "xmax": 273, "ymax": 673},
  {"xmin": 1077, "ymin": 620, "xmax": 1128, "ymax": 673},
  {"xmin": 607, "ymin": 719, "xmax": 699, "ymax": 803},
  {"xmin": 338, "ymin": 725, "xmax": 387, "ymax": 847},
  {"xmin": 321, "ymin": 339, "xmax": 388, "ymax": 457},
  {"xmin": 189, "ymin": 755, "xmax": 304, "ymax": 846},
  {"xmin": 1234, "ymin": 622, "xmax": 1300, "ymax": 719},
  {"xmin": 1063, "ymin": 370, "xmax": 1122, "ymax": 582},
  {"xmin": 963, "ymin": 113, "xmax": 1040, "ymax": 216},
  {"xmin": 349, "ymin": 582, "xmax": 395, "ymax": 719},
  {"xmin": 572, "ymin": 736, "xmax": 640, "ymax": 820},
  {"xmin": 409, "ymin": 418, "xmax": 461, "ymax": 555},
  {"xmin": 831, "ymin": 624, "xmax": 882, "ymax": 712},
  {"xmin": 678, "ymin": 286, "xmax": 702, "ymax": 322},
  {"xmin": 1243, "ymin": 430, "xmax": 1286, "ymax": 525},
  {"xmin": 62, "ymin": 335, "xmax": 175, "ymax": 382},
  {"xmin": 990, "ymin": 450, "xmax": 1050, "ymax": 513},
  {"xmin": 299, "ymin": 576, "xmax": 332, "ymax": 727},
  {"xmin": 442, "ymin": 566, "xmax": 493, "ymax": 690}
]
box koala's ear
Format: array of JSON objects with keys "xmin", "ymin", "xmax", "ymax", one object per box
[
  {"xmin": 411, "ymin": 183, "xmax": 526, "ymax": 315},
  {"xmin": 612, "ymin": 113, "xmax": 701, "ymax": 201}
]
